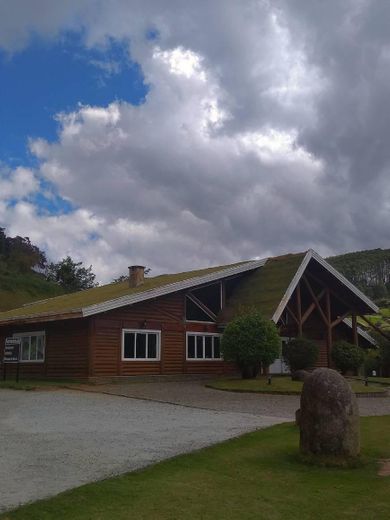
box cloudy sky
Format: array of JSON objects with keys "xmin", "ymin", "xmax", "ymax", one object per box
[{"xmin": 0, "ymin": 0, "xmax": 389, "ymax": 282}]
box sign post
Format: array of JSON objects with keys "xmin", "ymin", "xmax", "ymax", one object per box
[{"xmin": 3, "ymin": 337, "xmax": 21, "ymax": 382}]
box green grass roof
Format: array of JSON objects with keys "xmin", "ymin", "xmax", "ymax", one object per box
[
  {"xmin": 0, "ymin": 261, "xmax": 248, "ymax": 323},
  {"xmin": 218, "ymin": 252, "xmax": 306, "ymax": 321},
  {"xmin": 0, "ymin": 253, "xmax": 308, "ymax": 325}
]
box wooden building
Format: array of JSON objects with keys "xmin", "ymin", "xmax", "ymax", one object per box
[{"xmin": 0, "ymin": 250, "xmax": 378, "ymax": 381}]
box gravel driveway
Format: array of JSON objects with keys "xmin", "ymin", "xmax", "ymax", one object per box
[
  {"xmin": 78, "ymin": 379, "xmax": 390, "ymax": 418},
  {"xmin": 0, "ymin": 389, "xmax": 286, "ymax": 513}
]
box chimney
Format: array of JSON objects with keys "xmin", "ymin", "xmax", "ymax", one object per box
[{"xmin": 128, "ymin": 265, "xmax": 145, "ymax": 288}]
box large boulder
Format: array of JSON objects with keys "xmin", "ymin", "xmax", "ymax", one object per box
[
  {"xmin": 291, "ymin": 369, "xmax": 310, "ymax": 381},
  {"xmin": 299, "ymin": 368, "xmax": 360, "ymax": 458}
]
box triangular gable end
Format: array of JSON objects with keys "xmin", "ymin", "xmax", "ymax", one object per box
[{"xmin": 272, "ymin": 249, "xmax": 379, "ymax": 324}]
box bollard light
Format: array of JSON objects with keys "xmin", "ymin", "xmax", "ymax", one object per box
[
  {"xmin": 365, "ymin": 378, "xmax": 368, "ymax": 387},
  {"xmin": 268, "ymin": 375, "xmax": 272, "ymax": 385}
]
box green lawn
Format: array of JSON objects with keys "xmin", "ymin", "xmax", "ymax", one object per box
[
  {"xmin": 367, "ymin": 377, "xmax": 390, "ymax": 385},
  {"xmin": 350, "ymin": 376, "xmax": 390, "ymax": 386},
  {"xmin": 2, "ymin": 416, "xmax": 390, "ymax": 520},
  {"xmin": 206, "ymin": 376, "xmax": 388, "ymax": 395}
]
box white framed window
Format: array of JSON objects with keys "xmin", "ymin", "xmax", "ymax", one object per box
[
  {"xmin": 13, "ymin": 331, "xmax": 45, "ymax": 362},
  {"xmin": 122, "ymin": 329, "xmax": 161, "ymax": 361},
  {"xmin": 186, "ymin": 333, "xmax": 222, "ymax": 360}
]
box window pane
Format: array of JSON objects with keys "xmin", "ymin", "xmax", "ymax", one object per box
[
  {"xmin": 136, "ymin": 333, "xmax": 147, "ymax": 358},
  {"xmin": 187, "ymin": 336, "xmax": 195, "ymax": 358},
  {"xmin": 124, "ymin": 332, "xmax": 135, "ymax": 358},
  {"xmin": 21, "ymin": 337, "xmax": 30, "ymax": 361},
  {"xmin": 205, "ymin": 336, "xmax": 213, "ymax": 358},
  {"xmin": 30, "ymin": 336, "xmax": 37, "ymax": 360},
  {"xmin": 37, "ymin": 336, "xmax": 45, "ymax": 360},
  {"xmin": 214, "ymin": 336, "xmax": 220, "ymax": 358},
  {"xmin": 148, "ymin": 334, "xmax": 157, "ymax": 359},
  {"xmin": 196, "ymin": 336, "xmax": 203, "ymax": 358}
]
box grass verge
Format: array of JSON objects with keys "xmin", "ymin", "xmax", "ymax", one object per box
[
  {"xmin": 0, "ymin": 379, "xmax": 85, "ymax": 391},
  {"xmin": 206, "ymin": 376, "xmax": 388, "ymax": 395},
  {"xmin": 1, "ymin": 416, "xmax": 390, "ymax": 520}
]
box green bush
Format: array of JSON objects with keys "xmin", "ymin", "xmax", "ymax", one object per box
[
  {"xmin": 379, "ymin": 339, "xmax": 390, "ymax": 376},
  {"xmin": 282, "ymin": 338, "xmax": 319, "ymax": 373},
  {"xmin": 331, "ymin": 341, "xmax": 365, "ymax": 375},
  {"xmin": 364, "ymin": 349, "xmax": 381, "ymax": 377},
  {"xmin": 221, "ymin": 310, "xmax": 280, "ymax": 379}
]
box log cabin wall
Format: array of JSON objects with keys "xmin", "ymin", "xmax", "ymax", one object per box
[
  {"xmin": 0, "ymin": 318, "xmax": 89, "ymax": 380},
  {"xmin": 90, "ymin": 291, "xmax": 236, "ymax": 378}
]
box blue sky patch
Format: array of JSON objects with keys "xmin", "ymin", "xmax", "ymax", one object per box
[
  {"xmin": 31, "ymin": 181, "xmax": 74, "ymax": 216},
  {"xmin": 0, "ymin": 32, "xmax": 148, "ymax": 167}
]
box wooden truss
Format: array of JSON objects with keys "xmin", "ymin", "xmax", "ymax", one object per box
[{"xmin": 285, "ymin": 273, "xmax": 363, "ymax": 365}]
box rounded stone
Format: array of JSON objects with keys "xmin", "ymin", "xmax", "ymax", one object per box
[
  {"xmin": 291, "ymin": 369, "xmax": 310, "ymax": 382},
  {"xmin": 299, "ymin": 368, "xmax": 360, "ymax": 457}
]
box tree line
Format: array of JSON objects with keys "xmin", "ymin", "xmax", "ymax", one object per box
[{"xmin": 0, "ymin": 227, "xmax": 97, "ymax": 292}]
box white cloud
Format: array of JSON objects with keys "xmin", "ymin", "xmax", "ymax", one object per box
[
  {"xmin": 0, "ymin": 167, "xmax": 39, "ymax": 200},
  {"xmin": 1, "ymin": 0, "xmax": 389, "ymax": 282}
]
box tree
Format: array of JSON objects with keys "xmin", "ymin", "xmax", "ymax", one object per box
[
  {"xmin": 327, "ymin": 248, "xmax": 390, "ymax": 303},
  {"xmin": 7, "ymin": 235, "xmax": 47, "ymax": 272},
  {"xmin": 221, "ymin": 310, "xmax": 280, "ymax": 379},
  {"xmin": 112, "ymin": 267, "xmax": 151, "ymax": 284},
  {"xmin": 112, "ymin": 274, "xmax": 128, "ymax": 283},
  {"xmin": 0, "ymin": 228, "xmax": 47, "ymax": 272},
  {"xmin": 331, "ymin": 341, "xmax": 365, "ymax": 375},
  {"xmin": 46, "ymin": 256, "xmax": 97, "ymax": 292},
  {"xmin": 282, "ymin": 337, "xmax": 319, "ymax": 374}
]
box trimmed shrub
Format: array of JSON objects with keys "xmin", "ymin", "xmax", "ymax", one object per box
[
  {"xmin": 221, "ymin": 310, "xmax": 280, "ymax": 379},
  {"xmin": 331, "ymin": 341, "xmax": 365, "ymax": 375},
  {"xmin": 282, "ymin": 337, "xmax": 319, "ymax": 373}
]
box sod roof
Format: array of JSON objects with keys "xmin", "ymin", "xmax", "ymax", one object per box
[
  {"xmin": 0, "ymin": 261, "xmax": 252, "ymax": 324},
  {"xmin": 0, "ymin": 249, "xmax": 378, "ymax": 328},
  {"xmin": 218, "ymin": 252, "xmax": 306, "ymax": 321}
]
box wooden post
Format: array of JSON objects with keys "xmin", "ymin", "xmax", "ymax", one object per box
[
  {"xmin": 325, "ymin": 289, "xmax": 332, "ymax": 367},
  {"xmin": 296, "ymin": 283, "xmax": 303, "ymax": 336},
  {"xmin": 220, "ymin": 281, "xmax": 226, "ymax": 310},
  {"xmin": 352, "ymin": 315, "xmax": 358, "ymax": 347}
]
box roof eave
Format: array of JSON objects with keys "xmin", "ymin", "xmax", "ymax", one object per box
[{"xmin": 0, "ymin": 310, "xmax": 83, "ymax": 326}]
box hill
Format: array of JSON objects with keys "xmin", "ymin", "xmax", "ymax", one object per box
[
  {"xmin": 0, "ymin": 227, "xmax": 95, "ymax": 312},
  {"xmin": 326, "ymin": 248, "xmax": 390, "ymax": 337},
  {"xmin": 0, "ymin": 263, "xmax": 65, "ymax": 312},
  {"xmin": 326, "ymin": 248, "xmax": 390, "ymax": 305}
]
